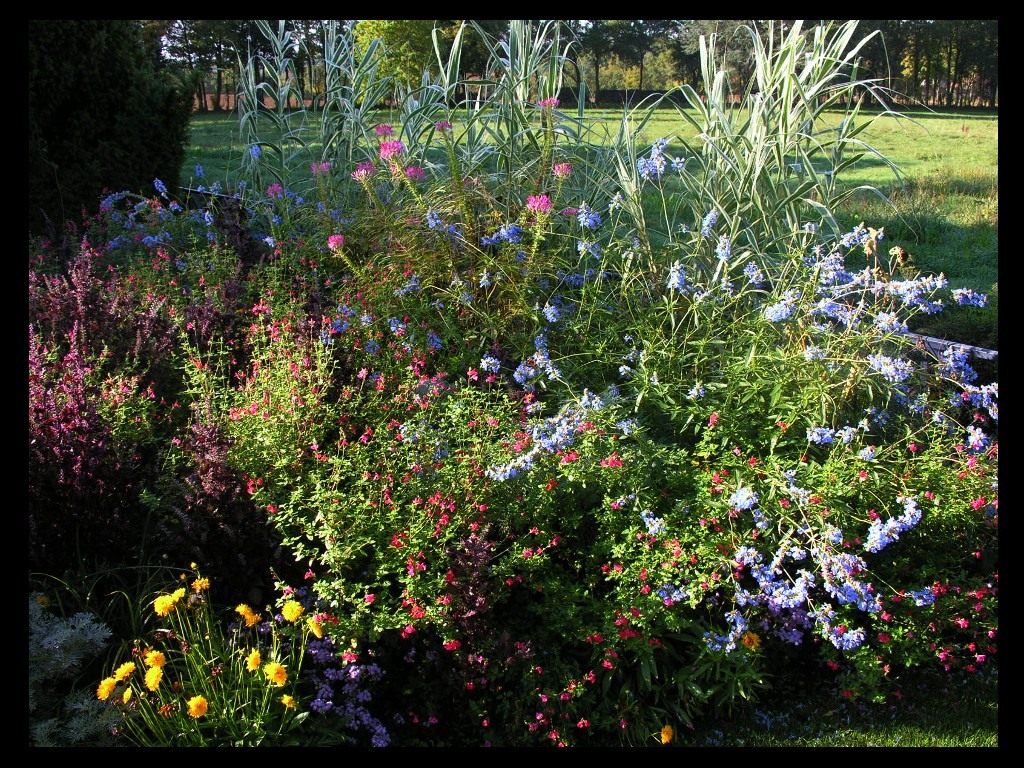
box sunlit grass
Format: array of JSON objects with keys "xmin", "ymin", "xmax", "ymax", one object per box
[{"xmin": 682, "ymin": 667, "xmax": 998, "ymax": 747}]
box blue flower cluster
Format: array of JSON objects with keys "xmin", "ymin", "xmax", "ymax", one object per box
[
  {"xmin": 952, "ymin": 288, "xmax": 988, "ymax": 307},
  {"xmin": 763, "ymin": 289, "xmax": 800, "ymax": 322},
  {"xmin": 704, "ymin": 608, "xmax": 748, "ymax": 652},
  {"xmin": 811, "ymin": 604, "xmax": 867, "ymax": 651},
  {"xmin": 867, "ymin": 353, "xmax": 914, "ymax": 384},
  {"xmin": 482, "ymin": 223, "xmax": 524, "ymax": 246},
  {"xmin": 864, "ymin": 494, "xmax": 923, "ymax": 553},
  {"xmin": 729, "ymin": 486, "xmax": 758, "ymax": 511},
  {"xmin": 641, "ymin": 509, "xmax": 665, "ymax": 535},
  {"xmin": 700, "ymin": 209, "xmax": 719, "ymax": 237},
  {"xmin": 576, "ymin": 202, "xmax": 602, "ymax": 230},
  {"xmin": 485, "ymin": 385, "xmax": 608, "ymax": 481},
  {"xmin": 637, "ymin": 138, "xmax": 669, "ymax": 180},
  {"xmin": 666, "ymin": 260, "xmax": 687, "ymax": 292}
]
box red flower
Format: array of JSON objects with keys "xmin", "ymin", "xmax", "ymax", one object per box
[{"xmin": 600, "ymin": 452, "xmax": 623, "ymax": 468}]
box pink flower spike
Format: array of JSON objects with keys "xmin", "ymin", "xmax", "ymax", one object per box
[
  {"xmin": 328, "ymin": 234, "xmax": 345, "ymax": 252},
  {"xmin": 538, "ymin": 97, "xmax": 559, "ymax": 108},
  {"xmin": 375, "ymin": 124, "xmax": 394, "ymax": 137}
]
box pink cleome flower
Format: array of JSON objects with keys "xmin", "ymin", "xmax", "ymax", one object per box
[
  {"xmin": 328, "ymin": 234, "xmax": 345, "ymax": 252},
  {"xmin": 527, "ymin": 194, "xmax": 552, "ymax": 213},
  {"xmin": 352, "ymin": 162, "xmax": 376, "ymax": 181},
  {"xmin": 375, "ymin": 124, "xmax": 394, "ymax": 137},
  {"xmin": 552, "ymin": 162, "xmax": 572, "ymax": 179},
  {"xmin": 380, "ymin": 140, "xmax": 405, "ymax": 159}
]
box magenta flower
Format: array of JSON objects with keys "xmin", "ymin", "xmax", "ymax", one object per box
[
  {"xmin": 527, "ymin": 194, "xmax": 552, "ymax": 213},
  {"xmin": 538, "ymin": 97, "xmax": 559, "ymax": 108},
  {"xmin": 552, "ymin": 162, "xmax": 572, "ymax": 179},
  {"xmin": 435, "ymin": 120, "xmax": 452, "ymax": 131},
  {"xmin": 379, "ymin": 140, "xmax": 405, "ymax": 159},
  {"xmin": 404, "ymin": 166, "xmax": 425, "ymax": 181},
  {"xmin": 328, "ymin": 234, "xmax": 345, "ymax": 252},
  {"xmin": 310, "ymin": 161, "xmax": 331, "ymax": 174},
  {"xmin": 266, "ymin": 183, "xmax": 284, "ymax": 198},
  {"xmin": 351, "ymin": 162, "xmax": 376, "ymax": 181},
  {"xmin": 375, "ymin": 124, "xmax": 394, "ymax": 137}
]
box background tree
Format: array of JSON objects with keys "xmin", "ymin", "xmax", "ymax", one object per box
[
  {"xmin": 612, "ymin": 20, "xmax": 679, "ymax": 89},
  {"xmin": 28, "ymin": 19, "xmax": 194, "ymax": 239},
  {"xmin": 569, "ymin": 20, "xmax": 625, "ymax": 96},
  {"xmin": 353, "ymin": 19, "xmax": 446, "ymax": 85}
]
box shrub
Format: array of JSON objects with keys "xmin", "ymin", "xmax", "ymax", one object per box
[{"xmin": 28, "ymin": 20, "xmax": 193, "ymax": 242}]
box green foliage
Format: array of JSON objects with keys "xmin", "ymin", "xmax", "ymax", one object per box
[{"xmin": 28, "ymin": 20, "xmax": 193, "ymax": 240}]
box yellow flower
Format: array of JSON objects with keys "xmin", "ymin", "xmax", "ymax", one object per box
[
  {"xmin": 144, "ymin": 649, "xmax": 166, "ymax": 668},
  {"xmin": 186, "ymin": 695, "xmax": 208, "ymax": 718},
  {"xmin": 97, "ymin": 677, "xmax": 117, "ymax": 701},
  {"xmin": 281, "ymin": 600, "xmax": 304, "ymax": 622},
  {"xmin": 245, "ymin": 649, "xmax": 262, "ymax": 673},
  {"xmin": 263, "ymin": 661, "xmax": 288, "ymax": 686},
  {"xmin": 741, "ymin": 631, "xmax": 762, "ymax": 651},
  {"xmin": 154, "ymin": 588, "xmax": 186, "ymax": 617},
  {"xmin": 235, "ymin": 603, "xmax": 261, "ymax": 628},
  {"xmin": 191, "ymin": 576, "xmax": 211, "ymax": 592},
  {"xmin": 122, "ymin": 686, "xmax": 133, "ymax": 704},
  {"xmin": 307, "ymin": 617, "xmax": 323, "ymax": 639},
  {"xmin": 280, "ymin": 694, "xmax": 296, "ymax": 709},
  {"xmin": 35, "ymin": 595, "xmax": 50, "ymax": 607},
  {"xmin": 660, "ymin": 724, "xmax": 674, "ymax": 744},
  {"xmin": 144, "ymin": 666, "xmax": 163, "ymax": 691},
  {"xmin": 113, "ymin": 661, "xmax": 136, "ymax": 682}
]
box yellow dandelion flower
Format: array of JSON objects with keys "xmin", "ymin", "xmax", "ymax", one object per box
[
  {"xmin": 741, "ymin": 631, "xmax": 762, "ymax": 651},
  {"xmin": 97, "ymin": 677, "xmax": 117, "ymax": 701},
  {"xmin": 191, "ymin": 576, "xmax": 211, "ymax": 592},
  {"xmin": 245, "ymin": 649, "xmax": 261, "ymax": 673},
  {"xmin": 307, "ymin": 617, "xmax": 323, "ymax": 639},
  {"xmin": 235, "ymin": 603, "xmax": 261, "ymax": 627},
  {"xmin": 144, "ymin": 649, "xmax": 166, "ymax": 668},
  {"xmin": 660, "ymin": 724, "xmax": 674, "ymax": 744},
  {"xmin": 280, "ymin": 694, "xmax": 296, "ymax": 709},
  {"xmin": 186, "ymin": 695, "xmax": 208, "ymax": 718},
  {"xmin": 122, "ymin": 686, "xmax": 133, "ymax": 704},
  {"xmin": 35, "ymin": 595, "xmax": 50, "ymax": 607},
  {"xmin": 144, "ymin": 666, "xmax": 163, "ymax": 691},
  {"xmin": 263, "ymin": 661, "xmax": 288, "ymax": 686},
  {"xmin": 281, "ymin": 600, "xmax": 304, "ymax": 622},
  {"xmin": 113, "ymin": 661, "xmax": 136, "ymax": 682}
]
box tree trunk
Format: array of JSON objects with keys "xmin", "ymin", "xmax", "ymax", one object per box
[{"xmin": 215, "ymin": 67, "xmax": 224, "ymax": 111}]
